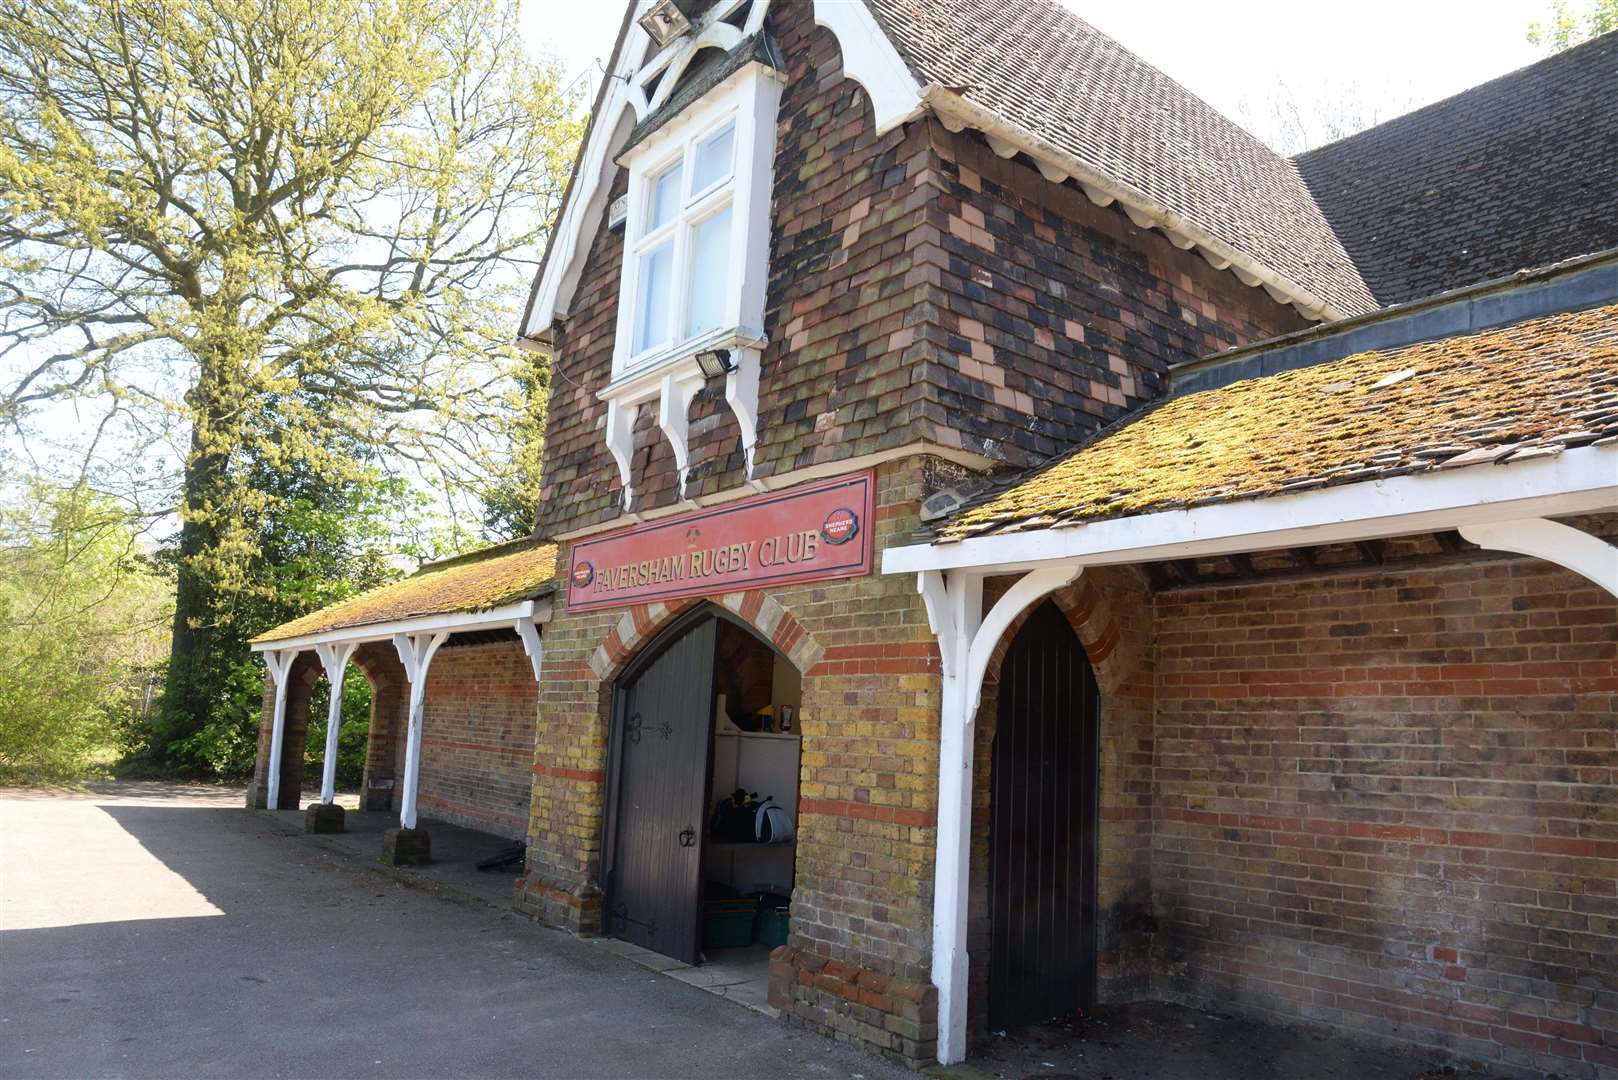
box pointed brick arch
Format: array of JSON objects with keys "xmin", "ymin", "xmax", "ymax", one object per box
[
  {"xmin": 979, "ymin": 573, "xmax": 1131, "ymax": 697},
  {"xmin": 585, "ymin": 589, "xmax": 825, "ymax": 683}
]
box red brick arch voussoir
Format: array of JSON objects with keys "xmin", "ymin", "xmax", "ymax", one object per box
[
  {"xmin": 585, "ymin": 589, "xmax": 825, "ymax": 684},
  {"xmin": 979, "ymin": 574, "xmax": 1129, "ymax": 696}
]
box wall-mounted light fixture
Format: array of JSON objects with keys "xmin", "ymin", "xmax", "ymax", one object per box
[
  {"xmin": 695, "ymin": 347, "xmax": 735, "ymax": 380},
  {"xmin": 637, "ymin": 0, "xmax": 693, "ymax": 49}
]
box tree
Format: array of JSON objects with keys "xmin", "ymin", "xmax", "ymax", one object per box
[
  {"xmin": 0, "ymin": 478, "xmax": 170, "ymax": 781},
  {"xmin": 1235, "ymin": 78, "xmax": 1420, "ymax": 156},
  {"xmin": 1528, "ymin": 0, "xmax": 1618, "ymax": 49},
  {"xmin": 155, "ymin": 416, "xmax": 413, "ymax": 777},
  {"xmin": 0, "ymin": 0, "xmax": 581, "ymax": 757}
]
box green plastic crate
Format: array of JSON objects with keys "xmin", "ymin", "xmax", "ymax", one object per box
[
  {"xmin": 757, "ymin": 905, "xmax": 789, "ymax": 948},
  {"xmin": 703, "ymin": 897, "xmax": 758, "ymax": 949}
]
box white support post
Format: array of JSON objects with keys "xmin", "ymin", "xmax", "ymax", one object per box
[
  {"xmin": 313, "ymin": 641, "xmax": 358, "ymax": 806},
  {"xmin": 917, "ymin": 563, "xmax": 1082, "ymax": 1065},
  {"xmin": 1458, "ymin": 518, "xmax": 1618, "ymax": 598},
  {"xmin": 392, "ymin": 630, "xmax": 449, "ymax": 830},
  {"xmin": 261, "ymin": 648, "xmax": 299, "ymax": 811}
]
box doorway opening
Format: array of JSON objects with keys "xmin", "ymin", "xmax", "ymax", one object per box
[
  {"xmin": 988, "ymin": 599, "xmax": 1100, "ymax": 1031},
  {"xmin": 602, "ymin": 605, "xmax": 802, "ymax": 996}
]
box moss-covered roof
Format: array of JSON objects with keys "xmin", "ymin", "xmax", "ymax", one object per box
[
  {"xmin": 252, "ymin": 538, "xmax": 558, "ymax": 644},
  {"xmin": 937, "ymin": 302, "xmax": 1618, "ymax": 542}
]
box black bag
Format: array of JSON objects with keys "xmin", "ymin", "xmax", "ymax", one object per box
[{"xmin": 711, "ymin": 789, "xmax": 759, "ymax": 843}]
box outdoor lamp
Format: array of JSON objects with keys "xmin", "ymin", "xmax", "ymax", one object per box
[
  {"xmin": 695, "ymin": 347, "xmax": 735, "ymax": 379},
  {"xmin": 637, "ymin": 0, "xmax": 693, "ymax": 49}
]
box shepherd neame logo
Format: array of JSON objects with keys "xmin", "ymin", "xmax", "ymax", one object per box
[{"xmin": 820, "ymin": 507, "xmax": 859, "ymax": 545}]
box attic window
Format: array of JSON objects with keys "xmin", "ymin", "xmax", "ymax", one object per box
[{"xmin": 600, "ymin": 54, "xmax": 784, "ymax": 508}]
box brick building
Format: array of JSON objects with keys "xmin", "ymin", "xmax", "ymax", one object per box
[{"xmin": 248, "ymin": 2, "xmax": 1618, "ymax": 1075}]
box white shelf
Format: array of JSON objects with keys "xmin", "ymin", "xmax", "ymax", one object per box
[{"xmin": 715, "ymin": 729, "xmax": 800, "ymax": 741}]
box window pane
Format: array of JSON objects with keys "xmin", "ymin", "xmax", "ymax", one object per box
[
  {"xmin": 685, "ymin": 205, "xmax": 732, "ymax": 339},
  {"xmin": 649, "ymin": 163, "xmax": 683, "ymax": 230},
  {"xmin": 691, "ymin": 123, "xmax": 734, "ymax": 195},
  {"xmin": 635, "ymin": 241, "xmax": 674, "ymax": 354}
]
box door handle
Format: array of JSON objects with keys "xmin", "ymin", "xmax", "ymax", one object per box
[{"xmin": 679, "ymin": 825, "xmax": 696, "ymax": 848}]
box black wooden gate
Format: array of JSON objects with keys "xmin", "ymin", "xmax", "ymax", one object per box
[
  {"xmin": 604, "ymin": 615, "xmax": 717, "ymax": 964},
  {"xmin": 988, "ymin": 599, "xmax": 1100, "ymax": 1029}
]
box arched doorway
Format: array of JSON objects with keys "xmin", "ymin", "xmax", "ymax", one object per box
[
  {"xmin": 601, "ymin": 606, "xmax": 802, "ymax": 966},
  {"xmin": 988, "ymin": 599, "xmax": 1100, "ymax": 1029}
]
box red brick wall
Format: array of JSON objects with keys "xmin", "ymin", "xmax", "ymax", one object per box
[
  {"xmin": 1152, "ymin": 554, "xmax": 1618, "ymax": 1077},
  {"xmin": 403, "ymin": 639, "xmax": 539, "ymax": 840}
]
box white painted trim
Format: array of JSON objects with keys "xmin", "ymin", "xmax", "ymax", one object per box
[
  {"xmin": 919, "ymin": 565, "xmax": 1078, "ymax": 1065},
  {"xmin": 250, "ymin": 599, "xmax": 550, "ymax": 653},
  {"xmin": 515, "ymin": 618, "xmax": 545, "ymax": 683},
  {"xmin": 549, "ymin": 440, "xmax": 996, "ymax": 543},
  {"xmin": 314, "ymin": 641, "xmax": 358, "ymax": 805},
  {"xmin": 920, "ymin": 88, "xmax": 1348, "ymax": 323},
  {"xmin": 812, "ymin": 0, "xmax": 924, "ymax": 134},
  {"xmin": 659, "ymin": 370, "xmax": 705, "ymax": 497},
  {"xmin": 393, "ymin": 630, "xmax": 449, "ymax": 831},
  {"xmin": 261, "ymin": 648, "xmax": 299, "ymax": 811},
  {"xmin": 1459, "ymin": 518, "xmax": 1618, "ymax": 598},
  {"xmin": 883, "ymin": 445, "xmax": 1618, "ymax": 576}
]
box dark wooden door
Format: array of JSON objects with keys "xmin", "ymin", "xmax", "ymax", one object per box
[
  {"xmin": 989, "ymin": 600, "xmax": 1100, "ymax": 1029},
  {"xmin": 605, "ymin": 616, "xmax": 717, "ymax": 964}
]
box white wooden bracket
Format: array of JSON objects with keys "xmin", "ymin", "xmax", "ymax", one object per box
[
  {"xmin": 659, "ymin": 371, "xmax": 705, "ymax": 500},
  {"xmin": 515, "ymin": 618, "xmax": 544, "ymax": 683},
  {"xmin": 725, "ymin": 347, "xmax": 762, "ymax": 481},
  {"xmin": 261, "ymin": 648, "xmax": 300, "ymax": 811},
  {"xmin": 605, "ymin": 398, "xmax": 636, "ymax": 511},
  {"xmin": 313, "ymin": 641, "xmax": 358, "ymax": 806},
  {"xmin": 392, "ymin": 630, "xmax": 449, "ymax": 830},
  {"xmin": 916, "ymin": 562, "xmax": 1082, "ymax": 1065},
  {"xmin": 1459, "ymin": 518, "xmax": 1618, "ymax": 598}
]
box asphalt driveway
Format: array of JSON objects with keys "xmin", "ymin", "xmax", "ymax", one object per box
[{"xmin": 0, "ymin": 783, "xmax": 916, "ymax": 1080}]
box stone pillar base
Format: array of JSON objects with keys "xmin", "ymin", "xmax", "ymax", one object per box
[
  {"xmin": 304, "ymin": 803, "xmax": 346, "ymax": 833},
  {"xmin": 245, "ymin": 782, "xmax": 268, "ymax": 810},
  {"xmin": 382, "ymin": 827, "xmax": 430, "ymax": 865}
]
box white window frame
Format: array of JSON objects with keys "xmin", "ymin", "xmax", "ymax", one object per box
[{"xmin": 600, "ymin": 58, "xmax": 784, "ymax": 510}]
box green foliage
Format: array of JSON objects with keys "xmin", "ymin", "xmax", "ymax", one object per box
[
  {"xmin": 0, "ymin": 0, "xmax": 577, "ymax": 749},
  {"xmin": 1528, "ymin": 0, "xmax": 1618, "ymax": 49},
  {"xmin": 307, "ymin": 668, "xmax": 374, "ymax": 789},
  {"xmin": 159, "ymin": 434, "xmax": 409, "ymax": 778},
  {"xmin": 0, "ymin": 479, "xmax": 170, "ymax": 782}
]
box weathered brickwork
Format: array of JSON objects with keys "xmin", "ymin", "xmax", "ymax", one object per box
[
  {"xmin": 533, "ymin": 2, "xmax": 1304, "ymax": 540},
  {"xmin": 404, "ymin": 640, "xmax": 538, "ymax": 839},
  {"xmin": 1152, "ymin": 553, "xmax": 1618, "ymax": 1078},
  {"xmin": 919, "ymin": 131, "xmax": 1309, "ymax": 466},
  {"xmin": 519, "ymin": 457, "xmax": 944, "ymax": 1062}
]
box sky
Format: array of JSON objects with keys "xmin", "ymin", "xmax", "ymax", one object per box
[{"xmin": 519, "ymin": 0, "xmax": 1549, "ymax": 153}]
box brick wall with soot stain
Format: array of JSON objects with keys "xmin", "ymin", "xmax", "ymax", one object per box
[
  {"xmin": 1151, "ymin": 553, "xmax": 1618, "ymax": 1079},
  {"xmin": 534, "ymin": 2, "xmax": 1308, "ymax": 541},
  {"xmin": 516, "ymin": 458, "xmax": 946, "ymax": 1064}
]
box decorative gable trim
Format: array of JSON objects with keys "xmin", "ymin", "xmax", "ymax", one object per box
[{"xmin": 811, "ymin": 0, "xmax": 924, "ymax": 134}]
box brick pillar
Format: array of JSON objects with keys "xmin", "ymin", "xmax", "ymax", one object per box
[{"xmin": 354, "ymin": 642, "xmax": 406, "ymax": 813}]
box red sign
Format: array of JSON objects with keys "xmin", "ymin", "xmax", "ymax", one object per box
[{"xmin": 566, "ymin": 471, "xmax": 876, "ymax": 612}]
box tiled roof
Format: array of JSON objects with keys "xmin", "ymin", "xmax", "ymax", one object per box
[
  {"xmin": 934, "ymin": 303, "xmax": 1618, "ymax": 541},
  {"xmin": 863, "ymin": 0, "xmax": 1378, "ymax": 318},
  {"xmin": 252, "ymin": 539, "xmax": 558, "ymax": 643},
  {"xmin": 1297, "ymin": 32, "xmax": 1618, "ymax": 307}
]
